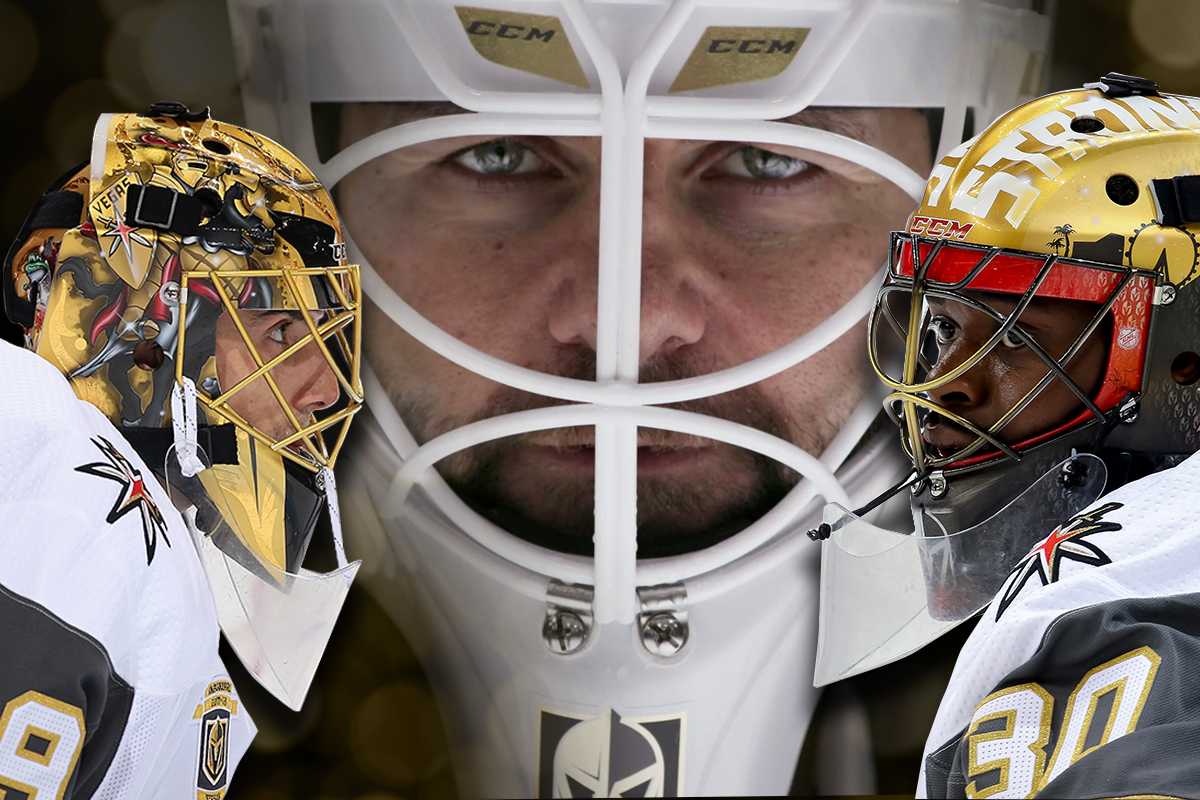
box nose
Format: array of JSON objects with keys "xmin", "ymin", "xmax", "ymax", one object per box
[
  {"xmin": 924, "ymin": 341, "xmax": 989, "ymax": 411},
  {"xmin": 545, "ymin": 162, "xmax": 707, "ymax": 366},
  {"xmin": 637, "ymin": 185, "xmax": 707, "ymax": 363},
  {"xmin": 289, "ymin": 337, "xmax": 341, "ymax": 416}
]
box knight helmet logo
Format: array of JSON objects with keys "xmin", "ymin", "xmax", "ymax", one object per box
[
  {"xmin": 537, "ymin": 707, "xmax": 685, "ymax": 797},
  {"xmin": 194, "ymin": 680, "xmax": 236, "ymax": 799}
]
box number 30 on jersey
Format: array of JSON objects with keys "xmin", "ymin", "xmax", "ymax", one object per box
[{"xmin": 962, "ymin": 647, "xmax": 1160, "ymax": 799}]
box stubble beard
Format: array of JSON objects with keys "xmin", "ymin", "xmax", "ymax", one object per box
[{"xmin": 392, "ymin": 349, "xmax": 852, "ymax": 557}]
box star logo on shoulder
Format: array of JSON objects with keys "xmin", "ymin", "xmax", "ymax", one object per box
[
  {"xmin": 76, "ymin": 436, "xmax": 170, "ymax": 564},
  {"xmin": 994, "ymin": 502, "xmax": 1122, "ymax": 620}
]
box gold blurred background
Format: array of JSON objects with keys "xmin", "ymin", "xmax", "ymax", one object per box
[{"xmin": 2, "ymin": 0, "xmax": 1199, "ymax": 797}]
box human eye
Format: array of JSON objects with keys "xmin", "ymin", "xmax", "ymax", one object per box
[
  {"xmin": 931, "ymin": 316, "xmax": 960, "ymax": 346},
  {"xmin": 262, "ymin": 314, "xmax": 307, "ymax": 349},
  {"xmin": 999, "ymin": 327, "xmax": 1026, "ymax": 350},
  {"xmin": 450, "ymin": 138, "xmax": 545, "ymax": 176},
  {"xmin": 265, "ymin": 320, "xmax": 290, "ymax": 345},
  {"xmin": 717, "ymin": 146, "xmax": 812, "ymax": 180}
]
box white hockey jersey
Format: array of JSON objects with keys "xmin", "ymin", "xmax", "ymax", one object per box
[
  {"xmin": 0, "ymin": 341, "xmax": 255, "ymax": 799},
  {"xmin": 918, "ymin": 450, "xmax": 1200, "ymax": 798}
]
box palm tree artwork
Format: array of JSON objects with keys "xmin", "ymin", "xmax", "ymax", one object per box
[{"xmin": 1046, "ymin": 223, "xmax": 1075, "ymax": 256}]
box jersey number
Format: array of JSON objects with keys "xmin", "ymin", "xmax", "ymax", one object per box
[
  {"xmin": 0, "ymin": 691, "xmax": 85, "ymax": 799},
  {"xmin": 963, "ymin": 647, "xmax": 1160, "ymax": 799}
]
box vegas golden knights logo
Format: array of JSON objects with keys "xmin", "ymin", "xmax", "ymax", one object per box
[
  {"xmin": 536, "ymin": 707, "xmax": 686, "ymax": 797},
  {"xmin": 194, "ymin": 681, "xmax": 236, "ymax": 799},
  {"xmin": 203, "ymin": 716, "xmax": 228, "ymax": 785}
]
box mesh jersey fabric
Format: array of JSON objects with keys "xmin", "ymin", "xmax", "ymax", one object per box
[
  {"xmin": 0, "ymin": 339, "xmax": 256, "ymax": 799},
  {"xmin": 918, "ymin": 449, "xmax": 1200, "ymax": 798}
]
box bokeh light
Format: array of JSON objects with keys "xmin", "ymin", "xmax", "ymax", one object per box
[
  {"xmin": 104, "ymin": 0, "xmax": 241, "ymax": 120},
  {"xmin": 1130, "ymin": 0, "xmax": 1200, "ymax": 71},
  {"xmin": 46, "ymin": 79, "xmax": 123, "ymax": 166},
  {"xmin": 0, "ymin": 2, "xmax": 38, "ymax": 99}
]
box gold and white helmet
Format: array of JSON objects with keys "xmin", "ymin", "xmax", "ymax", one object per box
[{"xmin": 818, "ymin": 75, "xmax": 1200, "ymax": 685}]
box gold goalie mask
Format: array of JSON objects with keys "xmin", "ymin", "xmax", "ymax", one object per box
[
  {"xmin": 3, "ymin": 103, "xmax": 364, "ymax": 709},
  {"xmin": 815, "ymin": 75, "xmax": 1200, "ymax": 686}
]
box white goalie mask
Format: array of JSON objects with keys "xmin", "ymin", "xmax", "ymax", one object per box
[{"xmin": 227, "ymin": 0, "xmax": 1052, "ymax": 794}]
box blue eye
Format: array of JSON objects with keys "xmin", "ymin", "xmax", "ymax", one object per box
[
  {"xmin": 725, "ymin": 146, "xmax": 811, "ymax": 180},
  {"xmin": 454, "ymin": 139, "xmax": 542, "ymax": 176}
]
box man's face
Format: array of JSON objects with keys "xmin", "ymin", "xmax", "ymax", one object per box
[
  {"xmin": 338, "ymin": 104, "xmax": 931, "ymax": 555},
  {"xmin": 921, "ymin": 292, "xmax": 1109, "ymax": 457},
  {"xmin": 213, "ymin": 308, "xmax": 341, "ymax": 443}
]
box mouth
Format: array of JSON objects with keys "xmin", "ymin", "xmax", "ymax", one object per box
[
  {"xmin": 527, "ymin": 432, "xmax": 718, "ymax": 475},
  {"xmin": 921, "ymin": 413, "xmax": 980, "ymax": 459}
]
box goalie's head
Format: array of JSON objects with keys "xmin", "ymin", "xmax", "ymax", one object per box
[
  {"xmin": 815, "ymin": 76, "xmax": 1200, "ymax": 687},
  {"xmin": 3, "ymin": 104, "xmax": 364, "ymax": 709},
  {"xmin": 872, "ymin": 72, "xmax": 1200, "ymax": 552},
  {"xmin": 230, "ymin": 0, "xmax": 1057, "ymax": 791},
  {"xmin": 230, "ymin": 0, "xmax": 1054, "ymax": 567}
]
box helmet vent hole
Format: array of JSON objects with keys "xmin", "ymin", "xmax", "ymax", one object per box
[
  {"xmin": 1171, "ymin": 352, "xmax": 1200, "ymax": 386},
  {"xmin": 1071, "ymin": 116, "xmax": 1104, "ymax": 134},
  {"xmin": 202, "ymin": 139, "xmax": 231, "ymax": 155},
  {"xmin": 193, "ymin": 187, "xmax": 222, "ymax": 217},
  {"xmin": 132, "ymin": 340, "xmax": 165, "ymax": 371},
  {"xmin": 1106, "ymin": 174, "xmax": 1139, "ymax": 206}
]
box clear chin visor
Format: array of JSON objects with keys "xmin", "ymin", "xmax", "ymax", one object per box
[
  {"xmin": 813, "ymin": 453, "xmax": 1106, "ymax": 687},
  {"xmin": 167, "ymin": 439, "xmax": 360, "ymax": 711}
]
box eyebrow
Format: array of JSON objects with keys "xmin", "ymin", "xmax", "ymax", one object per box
[
  {"xmin": 241, "ymin": 309, "xmax": 308, "ymax": 328},
  {"xmin": 338, "ymin": 101, "xmax": 468, "ymax": 149},
  {"xmin": 340, "ymin": 101, "xmax": 873, "ymax": 146},
  {"xmin": 777, "ymin": 108, "xmax": 872, "ymax": 143}
]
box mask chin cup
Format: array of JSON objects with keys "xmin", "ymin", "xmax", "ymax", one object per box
[
  {"xmin": 813, "ymin": 452, "xmax": 1106, "ymax": 687},
  {"xmin": 166, "ymin": 442, "xmax": 360, "ymax": 711}
]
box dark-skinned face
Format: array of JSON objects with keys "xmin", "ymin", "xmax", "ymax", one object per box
[{"xmin": 921, "ymin": 292, "xmax": 1108, "ymax": 457}]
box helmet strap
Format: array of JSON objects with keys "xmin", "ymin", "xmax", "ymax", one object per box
[
  {"xmin": 171, "ymin": 376, "xmax": 207, "ymax": 477},
  {"xmin": 318, "ymin": 466, "xmax": 350, "ymax": 570}
]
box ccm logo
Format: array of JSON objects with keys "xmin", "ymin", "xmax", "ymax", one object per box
[
  {"xmin": 707, "ymin": 38, "xmax": 797, "ymax": 54},
  {"xmin": 910, "ymin": 215, "xmax": 974, "ymax": 240},
  {"xmin": 465, "ymin": 20, "xmax": 556, "ymax": 42}
]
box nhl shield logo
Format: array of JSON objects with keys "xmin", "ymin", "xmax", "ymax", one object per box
[
  {"xmin": 536, "ymin": 707, "xmax": 685, "ymax": 797},
  {"xmin": 1117, "ymin": 325, "xmax": 1141, "ymax": 350}
]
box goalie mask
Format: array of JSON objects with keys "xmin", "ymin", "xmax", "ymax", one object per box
[
  {"xmin": 817, "ymin": 75, "xmax": 1200, "ymax": 686},
  {"xmin": 3, "ymin": 105, "xmax": 365, "ymax": 710},
  {"xmin": 229, "ymin": 0, "xmax": 1051, "ymax": 793}
]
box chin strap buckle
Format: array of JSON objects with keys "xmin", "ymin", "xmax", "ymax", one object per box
[
  {"xmin": 638, "ymin": 583, "xmax": 689, "ymax": 658},
  {"xmin": 543, "ymin": 580, "xmax": 593, "ymax": 655},
  {"xmin": 149, "ymin": 100, "xmax": 212, "ymax": 121}
]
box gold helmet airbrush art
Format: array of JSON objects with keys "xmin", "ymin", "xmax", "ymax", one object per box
[
  {"xmin": 815, "ymin": 75, "xmax": 1200, "ymax": 685},
  {"xmin": 872, "ymin": 74, "xmax": 1200, "ymax": 537},
  {"xmin": 3, "ymin": 102, "xmax": 364, "ymax": 709}
]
